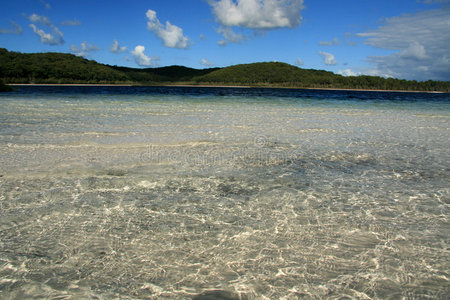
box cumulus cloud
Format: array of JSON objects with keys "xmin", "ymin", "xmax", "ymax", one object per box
[
  {"xmin": 70, "ymin": 41, "xmax": 100, "ymax": 57},
  {"xmin": 28, "ymin": 13, "xmax": 64, "ymax": 45},
  {"xmin": 294, "ymin": 57, "xmax": 304, "ymax": 66},
  {"xmin": 146, "ymin": 9, "xmax": 190, "ymax": 49},
  {"xmin": 338, "ymin": 69, "xmax": 358, "ymax": 76},
  {"xmin": 200, "ymin": 58, "xmax": 215, "ymax": 67},
  {"xmin": 319, "ymin": 51, "xmax": 337, "ymax": 65},
  {"xmin": 356, "ymin": 7, "xmax": 450, "ymax": 80},
  {"xmin": 209, "ymin": 0, "xmax": 304, "ymax": 45},
  {"xmin": 319, "ymin": 37, "xmax": 341, "ymax": 46},
  {"xmin": 131, "ymin": 45, "xmax": 159, "ymax": 67},
  {"xmin": 210, "ymin": 0, "xmax": 304, "ymax": 29},
  {"xmin": 110, "ymin": 39, "xmax": 127, "ymax": 53},
  {"xmin": 0, "ymin": 21, "xmax": 23, "ymax": 34}
]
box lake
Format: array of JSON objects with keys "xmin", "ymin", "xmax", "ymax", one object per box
[{"xmin": 0, "ymin": 86, "xmax": 449, "ymax": 299}]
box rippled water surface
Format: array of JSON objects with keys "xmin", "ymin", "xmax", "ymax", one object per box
[{"xmin": 0, "ymin": 86, "xmax": 449, "ymax": 299}]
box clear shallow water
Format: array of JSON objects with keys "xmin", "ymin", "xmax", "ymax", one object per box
[{"xmin": 0, "ymin": 86, "xmax": 449, "ymax": 299}]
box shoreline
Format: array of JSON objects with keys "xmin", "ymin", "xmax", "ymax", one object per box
[
  {"xmin": 7, "ymin": 83, "xmax": 447, "ymax": 93},
  {"xmin": 8, "ymin": 83, "xmax": 134, "ymax": 87}
]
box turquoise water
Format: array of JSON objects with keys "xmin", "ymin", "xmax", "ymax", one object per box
[{"xmin": 0, "ymin": 86, "xmax": 449, "ymax": 299}]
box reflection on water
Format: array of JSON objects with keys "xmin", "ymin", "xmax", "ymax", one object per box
[{"xmin": 0, "ymin": 87, "xmax": 449, "ymax": 299}]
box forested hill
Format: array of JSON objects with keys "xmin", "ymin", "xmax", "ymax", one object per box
[
  {"xmin": 199, "ymin": 63, "xmax": 449, "ymax": 91},
  {"xmin": 1, "ymin": 48, "xmax": 449, "ymax": 92},
  {"xmin": 0, "ymin": 48, "xmax": 217, "ymax": 85}
]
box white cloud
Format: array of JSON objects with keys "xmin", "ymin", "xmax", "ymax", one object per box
[
  {"xmin": 319, "ymin": 37, "xmax": 341, "ymax": 46},
  {"xmin": 294, "ymin": 57, "xmax": 304, "ymax": 66},
  {"xmin": 399, "ymin": 41, "xmax": 428, "ymax": 59},
  {"xmin": 131, "ymin": 45, "xmax": 158, "ymax": 67},
  {"xmin": 28, "ymin": 14, "xmax": 51, "ymax": 26},
  {"xmin": 146, "ymin": 9, "xmax": 190, "ymax": 49},
  {"xmin": 338, "ymin": 69, "xmax": 358, "ymax": 76},
  {"xmin": 200, "ymin": 58, "xmax": 215, "ymax": 67},
  {"xmin": 30, "ymin": 24, "xmax": 63, "ymax": 45},
  {"xmin": 319, "ymin": 51, "xmax": 337, "ymax": 65},
  {"xmin": 209, "ymin": 0, "xmax": 304, "ymax": 45},
  {"xmin": 110, "ymin": 39, "xmax": 127, "ymax": 53},
  {"xmin": 28, "ymin": 14, "xmax": 64, "ymax": 45},
  {"xmin": 217, "ymin": 26, "xmax": 247, "ymax": 46},
  {"xmin": 70, "ymin": 41, "xmax": 100, "ymax": 57},
  {"xmin": 81, "ymin": 41, "xmax": 99, "ymax": 52},
  {"xmin": 356, "ymin": 7, "xmax": 450, "ymax": 80},
  {"xmin": 210, "ymin": 0, "xmax": 304, "ymax": 29},
  {"xmin": 0, "ymin": 21, "xmax": 23, "ymax": 34}
]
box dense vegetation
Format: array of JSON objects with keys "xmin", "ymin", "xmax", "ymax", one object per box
[
  {"xmin": 112, "ymin": 65, "xmax": 219, "ymax": 83},
  {"xmin": 194, "ymin": 62, "xmax": 450, "ymax": 92},
  {"xmin": 1, "ymin": 48, "xmax": 449, "ymax": 92},
  {"xmin": 0, "ymin": 48, "xmax": 130, "ymax": 84},
  {"xmin": 0, "ymin": 79, "xmax": 12, "ymax": 92},
  {"xmin": 0, "ymin": 48, "xmax": 216, "ymax": 85}
]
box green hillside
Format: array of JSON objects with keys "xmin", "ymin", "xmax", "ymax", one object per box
[
  {"xmin": 194, "ymin": 62, "xmax": 340, "ymax": 86},
  {"xmin": 111, "ymin": 65, "xmax": 218, "ymax": 83},
  {"xmin": 0, "ymin": 48, "xmax": 129, "ymax": 84},
  {"xmin": 193, "ymin": 62, "xmax": 449, "ymax": 91},
  {"xmin": 1, "ymin": 48, "xmax": 449, "ymax": 92},
  {"xmin": 0, "ymin": 48, "xmax": 215, "ymax": 85}
]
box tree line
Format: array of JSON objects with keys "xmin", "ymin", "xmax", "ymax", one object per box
[
  {"xmin": 193, "ymin": 62, "xmax": 450, "ymax": 92},
  {"xmin": 1, "ymin": 48, "xmax": 449, "ymax": 92}
]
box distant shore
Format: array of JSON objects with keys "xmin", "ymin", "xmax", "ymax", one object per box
[
  {"xmin": 7, "ymin": 83, "xmax": 447, "ymax": 94},
  {"xmin": 2, "ymin": 50, "xmax": 448, "ymax": 93},
  {"xmin": 8, "ymin": 83, "xmax": 134, "ymax": 87}
]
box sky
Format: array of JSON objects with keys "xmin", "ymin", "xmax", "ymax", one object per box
[{"xmin": 0, "ymin": 0, "xmax": 449, "ymax": 81}]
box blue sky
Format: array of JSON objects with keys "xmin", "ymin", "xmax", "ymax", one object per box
[{"xmin": 1, "ymin": 0, "xmax": 449, "ymax": 81}]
